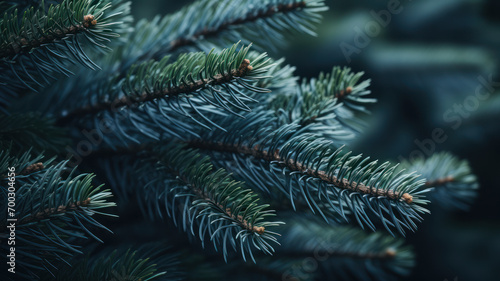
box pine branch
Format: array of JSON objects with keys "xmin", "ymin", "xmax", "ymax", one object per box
[
  {"xmin": 60, "ymin": 44, "xmax": 268, "ymax": 121},
  {"xmin": 54, "ymin": 44, "xmax": 279, "ymax": 148},
  {"xmin": 169, "ymin": 1, "xmax": 307, "ymax": 51},
  {"xmin": 234, "ymin": 56, "xmax": 298, "ymax": 104},
  {"xmin": 1, "ymin": 12, "xmax": 97, "ymax": 60},
  {"xmin": 276, "ymin": 216, "xmax": 414, "ymax": 281},
  {"xmin": 76, "ymin": 0, "xmax": 325, "ymax": 95},
  {"xmin": 121, "ymin": 0, "xmax": 327, "ymax": 68},
  {"xmin": 132, "ymin": 143, "xmax": 282, "ymax": 262},
  {"xmin": 28, "ymin": 48, "xmax": 293, "ymax": 120},
  {"xmin": 188, "ymin": 112, "xmax": 431, "ymax": 236},
  {"xmin": 24, "ymin": 46, "xmax": 294, "ymax": 149},
  {"xmin": 401, "ymin": 152, "xmax": 479, "ymax": 210},
  {"xmin": 0, "ymin": 0, "xmax": 126, "ymax": 97},
  {"xmin": 177, "ymin": 215, "xmax": 414, "ymax": 281},
  {"xmin": 0, "ymin": 150, "xmax": 116, "ymax": 278},
  {"xmin": 269, "ymin": 66, "xmax": 375, "ymax": 144},
  {"xmin": 0, "ymin": 148, "xmax": 49, "ymax": 178}
]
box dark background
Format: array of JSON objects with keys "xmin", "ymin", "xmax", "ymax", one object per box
[{"xmin": 132, "ymin": 1, "xmax": 500, "ymax": 280}]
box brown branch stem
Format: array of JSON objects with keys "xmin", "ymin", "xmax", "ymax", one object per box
[
  {"xmin": 57, "ymin": 59, "xmax": 253, "ymax": 124},
  {"xmin": 167, "ymin": 2, "xmax": 307, "ymax": 53},
  {"xmin": 425, "ymin": 176, "xmax": 455, "ymax": 187},
  {"xmin": 0, "ymin": 198, "xmax": 92, "ymax": 231},
  {"xmin": 190, "ymin": 186, "xmax": 265, "ymax": 234},
  {"xmin": 0, "ymin": 14, "xmax": 97, "ymax": 60},
  {"xmin": 189, "ymin": 140, "xmax": 414, "ymax": 204}
]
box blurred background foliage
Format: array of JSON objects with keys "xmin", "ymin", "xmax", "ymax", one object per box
[{"xmin": 131, "ymin": 0, "xmax": 500, "ymax": 280}]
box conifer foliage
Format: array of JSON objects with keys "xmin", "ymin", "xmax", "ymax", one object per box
[{"xmin": 0, "ymin": 0, "xmax": 479, "ymax": 280}]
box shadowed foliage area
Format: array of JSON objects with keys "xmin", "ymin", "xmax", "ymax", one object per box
[{"xmin": 1, "ymin": 0, "xmax": 498, "ymax": 280}]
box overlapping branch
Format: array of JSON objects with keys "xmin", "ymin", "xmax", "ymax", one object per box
[
  {"xmin": 132, "ymin": 143, "xmax": 282, "ymax": 262},
  {"xmin": 0, "ymin": 0, "xmax": 127, "ymax": 97},
  {"xmin": 188, "ymin": 112, "xmax": 430, "ymax": 235}
]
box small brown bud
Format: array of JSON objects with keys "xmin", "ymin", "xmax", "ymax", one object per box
[
  {"xmin": 83, "ymin": 14, "xmax": 94, "ymax": 22},
  {"xmin": 402, "ymin": 193, "xmax": 413, "ymax": 204},
  {"xmin": 254, "ymin": 226, "xmax": 265, "ymax": 234},
  {"xmin": 21, "ymin": 162, "xmax": 45, "ymax": 175},
  {"xmin": 385, "ymin": 248, "xmax": 397, "ymax": 258},
  {"xmin": 83, "ymin": 14, "xmax": 97, "ymax": 28}
]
